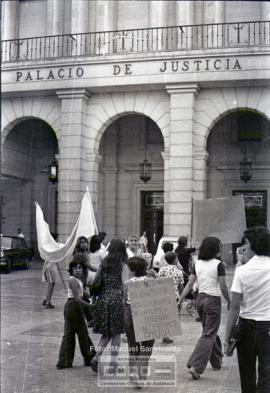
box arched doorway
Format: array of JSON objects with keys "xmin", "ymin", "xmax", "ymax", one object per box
[
  {"xmin": 1, "ymin": 119, "xmax": 58, "ymax": 251},
  {"xmin": 98, "ymin": 114, "xmax": 164, "ymax": 253},
  {"xmin": 206, "ymin": 109, "xmax": 270, "ymax": 262}
]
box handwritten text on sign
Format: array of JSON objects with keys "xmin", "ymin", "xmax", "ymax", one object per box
[{"xmin": 127, "ymin": 278, "xmax": 180, "ymax": 342}]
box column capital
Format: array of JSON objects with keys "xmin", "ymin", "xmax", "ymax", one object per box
[
  {"xmin": 86, "ymin": 150, "xmax": 102, "ymax": 163},
  {"xmin": 161, "ymin": 150, "xmax": 170, "ymax": 161},
  {"xmin": 56, "ymin": 89, "xmax": 91, "ymax": 100},
  {"xmin": 194, "ymin": 147, "xmax": 209, "ymax": 161},
  {"xmin": 166, "ymin": 83, "xmax": 200, "ymax": 96}
]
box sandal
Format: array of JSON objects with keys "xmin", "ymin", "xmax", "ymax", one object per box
[
  {"xmin": 189, "ymin": 367, "xmax": 200, "ymax": 380},
  {"xmin": 90, "ymin": 356, "xmax": 98, "ymax": 373}
]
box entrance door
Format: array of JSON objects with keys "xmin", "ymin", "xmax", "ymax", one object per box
[
  {"xmin": 141, "ymin": 191, "xmax": 164, "ymax": 254},
  {"xmin": 233, "ymin": 190, "xmax": 267, "ymax": 227}
]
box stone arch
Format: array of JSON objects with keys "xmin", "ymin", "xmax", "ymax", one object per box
[
  {"xmin": 1, "ymin": 96, "xmax": 61, "ymax": 149},
  {"xmin": 87, "ymin": 91, "xmax": 169, "ymax": 153},
  {"xmin": 194, "ymin": 86, "xmax": 270, "ymax": 151}
]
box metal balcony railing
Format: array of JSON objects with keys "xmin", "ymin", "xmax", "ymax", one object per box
[{"xmin": 1, "ymin": 20, "xmax": 270, "ymax": 63}]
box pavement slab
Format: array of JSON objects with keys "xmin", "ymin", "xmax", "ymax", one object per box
[{"xmin": 1, "ymin": 260, "xmax": 241, "ymax": 393}]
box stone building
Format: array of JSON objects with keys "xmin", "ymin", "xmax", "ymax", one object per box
[{"xmin": 1, "ymin": 1, "xmax": 270, "ymax": 258}]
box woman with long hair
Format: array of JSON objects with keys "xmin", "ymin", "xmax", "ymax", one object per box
[
  {"xmin": 73, "ymin": 236, "xmax": 97, "ymax": 286},
  {"xmin": 178, "ymin": 237, "xmax": 231, "ymax": 380},
  {"xmin": 90, "ymin": 238, "xmax": 128, "ymax": 373}
]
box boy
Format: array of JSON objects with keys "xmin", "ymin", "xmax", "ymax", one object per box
[
  {"xmin": 124, "ymin": 257, "xmax": 155, "ymax": 388},
  {"xmin": 158, "ymin": 251, "xmax": 184, "ymax": 343}
]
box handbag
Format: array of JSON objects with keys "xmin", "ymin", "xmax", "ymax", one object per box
[{"xmin": 226, "ymin": 321, "xmax": 240, "ymax": 357}]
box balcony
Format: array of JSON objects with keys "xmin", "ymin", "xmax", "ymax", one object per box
[{"xmin": 1, "ymin": 20, "xmax": 270, "ymax": 63}]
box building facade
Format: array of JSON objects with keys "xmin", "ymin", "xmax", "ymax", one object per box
[{"xmin": 1, "ymin": 1, "xmax": 270, "ymax": 258}]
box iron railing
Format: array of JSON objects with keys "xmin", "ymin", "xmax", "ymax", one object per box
[{"xmin": 2, "ymin": 20, "xmax": 270, "ymax": 63}]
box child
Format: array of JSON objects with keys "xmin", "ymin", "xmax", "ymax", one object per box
[
  {"xmin": 56, "ymin": 258, "xmax": 96, "ymax": 369},
  {"xmin": 158, "ymin": 251, "xmax": 184, "ymax": 344},
  {"xmin": 124, "ymin": 256, "xmax": 155, "ymax": 388}
]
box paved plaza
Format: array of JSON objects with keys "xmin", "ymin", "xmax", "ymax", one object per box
[{"xmin": 1, "ymin": 259, "xmax": 241, "ymax": 393}]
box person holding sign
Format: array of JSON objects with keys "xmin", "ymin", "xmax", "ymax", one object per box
[
  {"xmin": 158, "ymin": 251, "xmax": 184, "ymax": 344},
  {"xmin": 124, "ymin": 257, "xmax": 155, "ymax": 388},
  {"xmin": 177, "ymin": 237, "xmax": 231, "ymax": 380}
]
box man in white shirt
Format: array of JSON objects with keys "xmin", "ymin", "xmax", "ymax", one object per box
[
  {"xmin": 17, "ymin": 227, "xmax": 24, "ymax": 238},
  {"xmin": 225, "ymin": 226, "xmax": 270, "ymax": 393}
]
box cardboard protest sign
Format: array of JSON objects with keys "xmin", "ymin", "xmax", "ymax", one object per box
[
  {"xmin": 192, "ymin": 195, "xmax": 246, "ymax": 244},
  {"xmin": 127, "ymin": 278, "xmax": 180, "ymax": 342}
]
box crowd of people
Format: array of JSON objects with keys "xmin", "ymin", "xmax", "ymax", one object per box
[{"xmin": 41, "ymin": 227, "xmax": 270, "ymax": 392}]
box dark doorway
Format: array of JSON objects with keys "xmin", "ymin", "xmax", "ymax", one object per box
[
  {"xmin": 141, "ymin": 191, "xmax": 164, "ymax": 254},
  {"xmin": 232, "ymin": 190, "xmax": 267, "ymax": 263},
  {"xmin": 233, "ymin": 190, "xmax": 267, "ymax": 227}
]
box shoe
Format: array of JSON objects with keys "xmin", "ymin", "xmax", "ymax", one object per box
[
  {"xmin": 129, "ymin": 371, "xmax": 143, "ymax": 389},
  {"xmin": 189, "ymin": 367, "xmax": 200, "ymax": 380},
  {"xmin": 90, "ymin": 356, "xmax": 98, "ymax": 373},
  {"xmin": 84, "ymin": 350, "xmax": 96, "ymax": 366},
  {"xmin": 162, "ymin": 337, "xmax": 174, "ymax": 344},
  {"xmin": 212, "ymin": 361, "xmax": 223, "ymax": 370},
  {"xmin": 44, "ymin": 303, "xmax": 54, "ymax": 309},
  {"xmin": 42, "ymin": 299, "xmax": 46, "ymax": 306},
  {"xmin": 56, "ymin": 363, "xmax": 72, "ymax": 369}
]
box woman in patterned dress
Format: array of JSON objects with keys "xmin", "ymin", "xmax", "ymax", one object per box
[{"xmin": 90, "ymin": 238, "xmax": 128, "ymax": 372}]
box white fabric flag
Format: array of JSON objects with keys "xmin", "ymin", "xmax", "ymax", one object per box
[{"xmin": 36, "ymin": 191, "xmax": 98, "ymax": 263}]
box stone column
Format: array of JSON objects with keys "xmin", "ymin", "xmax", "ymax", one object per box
[
  {"xmin": 56, "ymin": 89, "xmax": 90, "ymax": 241},
  {"xmin": 261, "ymin": 2, "xmax": 270, "ymax": 45},
  {"xmin": 261, "ymin": 1, "xmax": 270, "ymax": 19},
  {"xmin": 104, "ymin": 0, "xmax": 117, "ymax": 31},
  {"xmin": 81, "ymin": 150, "xmax": 102, "ymax": 229},
  {"xmin": 215, "ymin": 1, "xmax": 225, "ymax": 22},
  {"xmin": 214, "ymin": 1, "xmax": 225, "ymax": 47},
  {"xmin": 46, "ymin": 0, "xmax": 65, "ymax": 58},
  {"xmin": 149, "ymin": 0, "xmax": 168, "ymax": 50},
  {"xmin": 103, "ymin": 0, "xmax": 117, "ymax": 53},
  {"xmin": 101, "ymin": 167, "xmax": 118, "ymax": 238},
  {"xmin": 185, "ymin": 1, "xmax": 195, "ymax": 49},
  {"xmin": 165, "ymin": 83, "xmax": 200, "ymax": 237},
  {"xmin": 193, "ymin": 147, "xmax": 209, "ymax": 201},
  {"xmin": 71, "ymin": 0, "xmax": 89, "ymax": 55},
  {"xmin": 1, "ymin": 0, "xmax": 19, "ymax": 61},
  {"xmin": 161, "ymin": 150, "xmax": 171, "ymax": 236},
  {"xmin": 46, "ymin": 0, "xmax": 65, "ymax": 35},
  {"xmin": 1, "ymin": 0, "xmax": 19, "ymax": 40}
]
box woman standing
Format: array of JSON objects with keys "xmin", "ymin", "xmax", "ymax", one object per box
[
  {"xmin": 73, "ymin": 236, "xmax": 97, "ymax": 286},
  {"xmin": 178, "ymin": 237, "xmax": 231, "ymax": 380},
  {"xmin": 90, "ymin": 238, "xmax": 127, "ymax": 372}
]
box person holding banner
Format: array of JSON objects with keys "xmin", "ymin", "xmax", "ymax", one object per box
[
  {"xmin": 225, "ymin": 226, "xmax": 270, "ymax": 393},
  {"xmin": 41, "ymin": 261, "xmax": 61, "ymax": 309},
  {"xmin": 124, "ymin": 256, "xmax": 155, "ymax": 388},
  {"xmin": 177, "ymin": 237, "xmax": 231, "ymax": 380}
]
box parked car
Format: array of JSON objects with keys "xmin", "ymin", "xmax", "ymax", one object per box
[
  {"xmin": 152, "ymin": 236, "xmax": 179, "ymax": 269},
  {"xmin": 0, "ymin": 236, "xmax": 34, "ymax": 273}
]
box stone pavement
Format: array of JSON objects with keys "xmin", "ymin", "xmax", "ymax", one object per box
[{"xmin": 1, "ymin": 259, "xmax": 241, "ymax": 393}]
